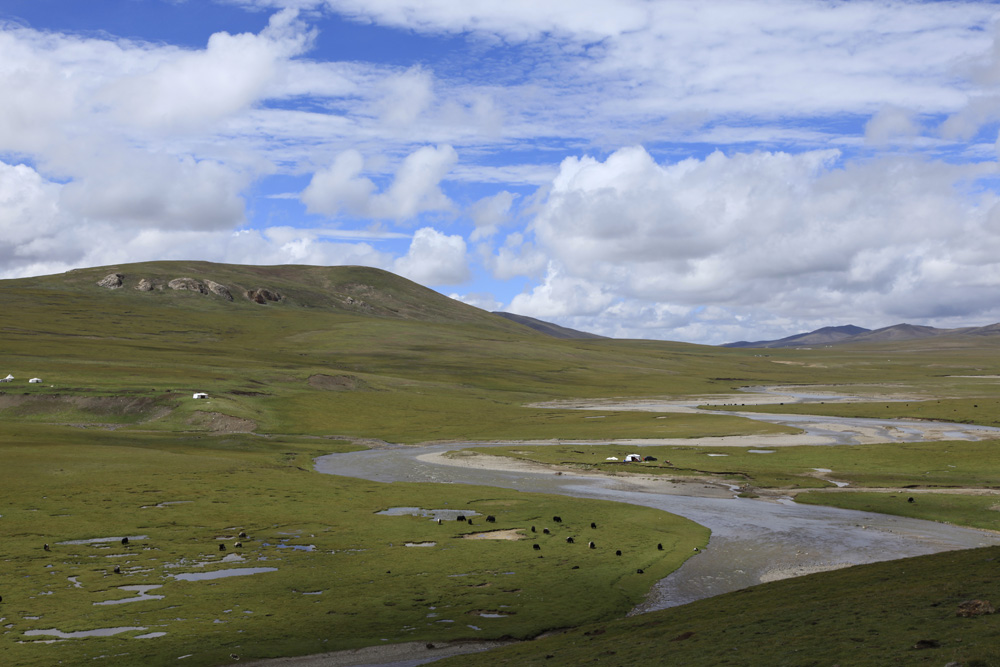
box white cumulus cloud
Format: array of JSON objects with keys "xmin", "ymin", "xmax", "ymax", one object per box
[
  {"xmin": 101, "ymin": 9, "xmax": 314, "ymax": 132},
  {"xmin": 302, "ymin": 144, "xmax": 458, "ymax": 221},
  {"xmin": 393, "ymin": 227, "xmax": 470, "ymax": 285},
  {"xmin": 498, "ymin": 145, "xmax": 1000, "ymax": 343}
]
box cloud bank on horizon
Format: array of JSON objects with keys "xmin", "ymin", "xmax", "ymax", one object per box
[{"xmin": 3, "ymin": 0, "xmax": 1000, "ymax": 344}]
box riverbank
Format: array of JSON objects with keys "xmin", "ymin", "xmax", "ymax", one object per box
[
  {"xmin": 418, "ymin": 450, "xmax": 738, "ymax": 498},
  {"xmin": 241, "ymin": 639, "xmax": 517, "ymax": 667}
]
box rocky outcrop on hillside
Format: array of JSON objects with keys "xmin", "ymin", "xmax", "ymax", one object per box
[
  {"xmin": 343, "ymin": 295, "xmax": 373, "ymax": 312},
  {"xmin": 168, "ymin": 277, "xmax": 209, "ymax": 294},
  {"xmin": 247, "ymin": 288, "xmax": 282, "ymax": 304},
  {"xmin": 95, "ymin": 272, "xmax": 279, "ymax": 305},
  {"xmin": 134, "ymin": 278, "xmax": 160, "ymax": 291},
  {"xmin": 97, "ymin": 273, "xmax": 124, "ymax": 289},
  {"xmin": 204, "ymin": 279, "xmax": 234, "ymax": 301}
]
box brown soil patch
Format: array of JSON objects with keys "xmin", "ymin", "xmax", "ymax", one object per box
[
  {"xmin": 0, "ymin": 394, "xmax": 29, "ymax": 409},
  {"xmin": 0, "ymin": 394, "xmax": 168, "ymax": 420},
  {"xmin": 461, "ymin": 529, "xmax": 524, "ymax": 541},
  {"xmin": 186, "ymin": 411, "xmax": 257, "ymax": 433},
  {"xmin": 307, "ymin": 374, "xmax": 368, "ymax": 391}
]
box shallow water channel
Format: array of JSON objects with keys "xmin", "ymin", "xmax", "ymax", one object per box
[{"xmin": 316, "ymin": 391, "xmax": 1000, "ymax": 616}]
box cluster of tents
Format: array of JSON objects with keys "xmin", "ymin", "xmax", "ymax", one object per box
[
  {"xmin": 1, "ymin": 374, "xmax": 43, "ymax": 383},
  {"xmin": 605, "ymin": 454, "xmax": 658, "ymax": 463}
]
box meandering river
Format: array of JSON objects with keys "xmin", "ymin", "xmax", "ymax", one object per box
[{"xmin": 315, "ymin": 389, "xmax": 1000, "ymax": 613}]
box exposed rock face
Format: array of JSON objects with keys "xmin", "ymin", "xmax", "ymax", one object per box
[
  {"xmin": 957, "ymin": 599, "xmax": 995, "ymax": 617},
  {"xmin": 203, "ymin": 279, "xmax": 234, "ymax": 301},
  {"xmin": 246, "ymin": 288, "xmax": 282, "ymax": 304},
  {"xmin": 134, "ymin": 278, "xmax": 159, "ymax": 291},
  {"xmin": 343, "ymin": 295, "xmax": 373, "ymax": 312},
  {"xmin": 97, "ymin": 273, "xmax": 124, "ymax": 289},
  {"xmin": 100, "ymin": 272, "xmax": 278, "ymax": 306},
  {"xmin": 168, "ymin": 278, "xmax": 208, "ymax": 294}
]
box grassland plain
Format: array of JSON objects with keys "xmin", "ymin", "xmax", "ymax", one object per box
[
  {"xmin": 5, "ymin": 262, "xmax": 1000, "ymax": 665},
  {"xmin": 1, "ymin": 423, "xmax": 708, "ymax": 666}
]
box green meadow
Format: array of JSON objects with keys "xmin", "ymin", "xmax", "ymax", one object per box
[
  {"xmin": 4, "ymin": 261, "xmax": 1000, "ymax": 665},
  {"xmin": 1, "ymin": 423, "xmax": 707, "ymax": 666}
]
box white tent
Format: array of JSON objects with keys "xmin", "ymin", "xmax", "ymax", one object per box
[
  {"xmin": 192, "ymin": 392, "xmax": 208, "ymax": 399},
  {"xmin": 624, "ymin": 454, "xmax": 642, "ymax": 462},
  {"xmin": 29, "ymin": 378, "xmax": 42, "ymax": 383}
]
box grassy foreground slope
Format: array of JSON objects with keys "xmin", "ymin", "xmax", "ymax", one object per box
[{"xmin": 442, "ymin": 545, "xmax": 1000, "ymax": 667}]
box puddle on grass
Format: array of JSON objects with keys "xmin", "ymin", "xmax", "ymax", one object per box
[
  {"xmin": 94, "ymin": 585, "xmax": 164, "ymax": 605},
  {"xmin": 172, "ymin": 567, "xmax": 277, "ymax": 581},
  {"xmin": 135, "ymin": 632, "xmax": 167, "ymax": 639},
  {"xmin": 477, "ymin": 612, "xmax": 510, "ymax": 618},
  {"xmin": 140, "ymin": 501, "xmax": 193, "ymax": 509},
  {"xmin": 262, "ymin": 540, "xmax": 315, "ymax": 551},
  {"xmin": 377, "ymin": 507, "xmax": 481, "ymax": 521},
  {"xmin": 405, "ymin": 542, "xmax": 436, "ymax": 547},
  {"xmin": 812, "ymin": 468, "xmax": 851, "ymax": 488},
  {"xmin": 24, "ymin": 626, "xmax": 147, "ymax": 639},
  {"xmin": 164, "ymin": 553, "xmax": 246, "ymax": 571},
  {"xmin": 57, "ymin": 536, "xmax": 148, "ymax": 546},
  {"xmin": 67, "ymin": 577, "xmax": 83, "ymax": 588},
  {"xmin": 707, "ymin": 453, "xmax": 728, "ymax": 457},
  {"xmin": 748, "ymin": 450, "xmax": 775, "ymax": 454}
]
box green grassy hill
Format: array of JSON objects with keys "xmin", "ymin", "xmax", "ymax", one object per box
[{"xmin": 0, "ymin": 261, "xmax": 806, "ymax": 442}]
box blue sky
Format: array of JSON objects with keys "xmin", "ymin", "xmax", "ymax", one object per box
[{"xmin": 3, "ymin": 1, "xmax": 1000, "ymax": 344}]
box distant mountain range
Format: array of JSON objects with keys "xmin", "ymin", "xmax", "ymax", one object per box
[{"xmin": 724, "ymin": 322, "xmax": 1000, "ymax": 348}]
